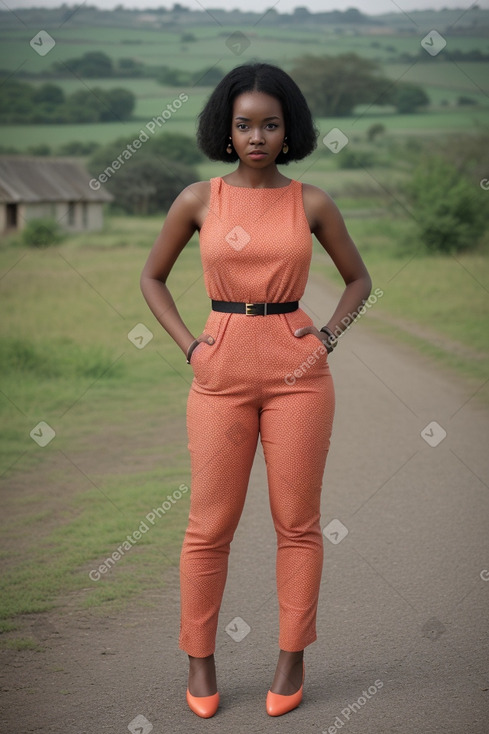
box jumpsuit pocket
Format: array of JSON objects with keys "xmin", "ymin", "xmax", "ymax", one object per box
[
  {"xmin": 189, "ymin": 311, "xmax": 228, "ymax": 386},
  {"xmin": 283, "ymin": 309, "xmax": 328, "ymax": 359}
]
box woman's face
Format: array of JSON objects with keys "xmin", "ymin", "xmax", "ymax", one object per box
[{"xmin": 230, "ymin": 91, "xmax": 285, "ymax": 166}]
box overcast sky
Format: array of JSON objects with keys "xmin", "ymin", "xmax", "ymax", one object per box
[{"xmin": 7, "ymin": 0, "xmax": 489, "ymax": 16}]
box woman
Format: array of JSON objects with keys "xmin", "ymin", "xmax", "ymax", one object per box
[{"xmin": 140, "ymin": 62, "xmax": 371, "ymax": 718}]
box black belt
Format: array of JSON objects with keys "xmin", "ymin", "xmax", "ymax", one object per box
[{"xmin": 211, "ymin": 300, "xmax": 299, "ymax": 316}]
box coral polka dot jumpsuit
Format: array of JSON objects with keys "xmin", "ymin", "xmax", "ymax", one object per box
[{"xmin": 179, "ymin": 176, "xmax": 335, "ymax": 657}]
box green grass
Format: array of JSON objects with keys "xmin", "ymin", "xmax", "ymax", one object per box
[
  {"xmin": 1, "ymin": 206, "xmax": 488, "ymax": 628},
  {"xmin": 2, "ymin": 637, "xmax": 43, "ymax": 651},
  {"xmin": 1, "ymin": 22, "xmax": 489, "ymax": 150},
  {"xmin": 384, "ymin": 61, "xmax": 489, "ymax": 96},
  {"xmin": 3, "ymin": 106, "xmax": 489, "ymax": 153},
  {"xmin": 1, "ymin": 23, "xmax": 488, "ymax": 73},
  {"xmin": 0, "ymin": 219, "xmax": 211, "ymax": 624},
  {"xmin": 1, "ymin": 17, "xmax": 489, "ymax": 625},
  {"xmin": 311, "ymin": 215, "xmax": 489, "ymax": 382}
]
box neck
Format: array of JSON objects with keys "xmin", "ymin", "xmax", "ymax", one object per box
[{"xmin": 229, "ymin": 163, "xmax": 288, "ymax": 189}]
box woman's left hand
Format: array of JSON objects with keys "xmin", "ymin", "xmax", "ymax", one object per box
[{"xmin": 294, "ymin": 325, "xmax": 328, "ymax": 346}]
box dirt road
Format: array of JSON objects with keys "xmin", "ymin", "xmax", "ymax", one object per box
[{"xmin": 1, "ymin": 272, "xmax": 488, "ymax": 733}]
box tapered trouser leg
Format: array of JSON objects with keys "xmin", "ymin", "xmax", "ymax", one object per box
[
  {"xmin": 260, "ymin": 377, "xmax": 335, "ymax": 651},
  {"xmin": 179, "ymin": 390, "xmax": 259, "ymax": 657}
]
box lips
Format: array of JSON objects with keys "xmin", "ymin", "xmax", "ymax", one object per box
[{"xmin": 248, "ymin": 150, "xmax": 267, "ymax": 158}]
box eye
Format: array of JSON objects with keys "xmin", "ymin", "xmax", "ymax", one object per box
[
  {"xmin": 266, "ymin": 123, "xmax": 279, "ymax": 129},
  {"xmin": 236, "ymin": 123, "xmax": 248, "ymax": 130}
]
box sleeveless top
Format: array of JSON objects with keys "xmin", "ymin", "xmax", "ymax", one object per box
[{"xmin": 199, "ymin": 177, "xmax": 312, "ymax": 303}]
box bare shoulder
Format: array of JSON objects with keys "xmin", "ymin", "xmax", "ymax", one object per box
[
  {"xmin": 171, "ymin": 180, "xmax": 211, "ymax": 229},
  {"xmin": 301, "ymin": 182, "xmax": 341, "ymax": 232},
  {"xmin": 175, "ymin": 180, "xmax": 210, "ymax": 210},
  {"xmin": 301, "ymin": 182, "xmax": 336, "ymax": 209}
]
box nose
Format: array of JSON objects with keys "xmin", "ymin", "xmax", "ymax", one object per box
[{"xmin": 249, "ymin": 128, "xmax": 265, "ymax": 145}]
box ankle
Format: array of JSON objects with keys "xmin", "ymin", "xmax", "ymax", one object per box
[
  {"xmin": 278, "ymin": 649, "xmax": 303, "ymax": 664},
  {"xmin": 187, "ymin": 654, "xmax": 217, "ymax": 697}
]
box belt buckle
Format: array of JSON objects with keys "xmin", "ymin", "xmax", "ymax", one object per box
[{"xmin": 245, "ymin": 302, "xmax": 267, "ymax": 316}]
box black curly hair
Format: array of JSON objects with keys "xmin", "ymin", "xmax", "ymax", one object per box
[{"xmin": 196, "ymin": 62, "xmax": 318, "ymax": 165}]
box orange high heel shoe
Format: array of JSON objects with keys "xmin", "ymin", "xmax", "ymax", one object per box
[
  {"xmin": 266, "ymin": 661, "xmax": 305, "ymax": 716},
  {"xmin": 186, "ymin": 688, "xmax": 220, "ymax": 718}
]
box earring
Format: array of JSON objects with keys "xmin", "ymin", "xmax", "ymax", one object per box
[
  {"xmin": 282, "ymin": 138, "xmax": 288, "ymax": 154},
  {"xmin": 226, "ymin": 137, "xmax": 233, "ymax": 154}
]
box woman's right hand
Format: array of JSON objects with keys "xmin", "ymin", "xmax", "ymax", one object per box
[{"xmin": 186, "ymin": 333, "xmax": 214, "ymax": 363}]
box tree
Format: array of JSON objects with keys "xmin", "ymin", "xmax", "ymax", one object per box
[
  {"xmin": 367, "ymin": 123, "xmax": 385, "ymax": 142},
  {"xmin": 88, "ymin": 133, "xmax": 203, "ymax": 176},
  {"xmin": 117, "ymin": 57, "xmax": 144, "ymax": 76},
  {"xmin": 292, "ymin": 6, "xmax": 311, "ymax": 20},
  {"xmin": 0, "ymin": 79, "xmax": 134, "ymax": 123},
  {"xmin": 33, "ymin": 83, "xmax": 65, "ymax": 106},
  {"xmin": 290, "ymin": 53, "xmax": 390, "ymax": 117},
  {"xmin": 192, "ymin": 66, "xmax": 225, "ymax": 86},
  {"xmin": 62, "ymin": 89, "xmax": 102, "ymax": 123},
  {"xmin": 146, "ymin": 133, "xmax": 204, "ymax": 165},
  {"xmin": 105, "ymin": 157, "xmax": 196, "ymax": 215},
  {"xmin": 53, "ymin": 51, "xmax": 113, "ymax": 77},
  {"xmin": 101, "ymin": 88, "xmax": 135, "ymax": 120},
  {"xmin": 391, "ymin": 83, "xmax": 429, "ymax": 113},
  {"xmin": 158, "ymin": 66, "xmax": 191, "ymax": 86},
  {"xmin": 0, "ymin": 81, "xmax": 34, "ymax": 122},
  {"xmin": 405, "ymin": 156, "xmax": 486, "ymax": 253},
  {"xmin": 61, "ymin": 88, "xmax": 135, "ymax": 122}
]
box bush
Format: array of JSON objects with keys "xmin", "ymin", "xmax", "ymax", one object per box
[
  {"xmin": 367, "ymin": 123, "xmax": 385, "ymax": 142},
  {"xmin": 290, "ymin": 53, "xmax": 389, "ymax": 117},
  {"xmin": 88, "ymin": 132, "xmax": 203, "ymax": 179},
  {"xmin": 390, "ymin": 83, "xmax": 429, "ymax": 113},
  {"xmin": 21, "ymin": 218, "xmax": 64, "ymax": 248},
  {"xmin": 57, "ymin": 141, "xmax": 100, "ymax": 156},
  {"xmin": 26, "ymin": 144, "xmax": 52, "ymax": 156},
  {"xmin": 457, "ymin": 95, "xmax": 476, "ymax": 106},
  {"xmin": 405, "ymin": 156, "xmax": 486, "ymax": 254},
  {"xmin": 104, "ymin": 157, "xmax": 197, "ymax": 215},
  {"xmin": 337, "ymin": 148, "xmax": 376, "ymax": 169}
]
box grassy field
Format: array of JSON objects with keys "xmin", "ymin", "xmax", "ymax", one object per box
[
  {"xmin": 0, "ymin": 219, "xmax": 206, "ymax": 631},
  {"xmin": 2, "ymin": 107, "xmax": 489, "ymax": 152},
  {"xmin": 0, "ymin": 15, "xmax": 488, "ymax": 639},
  {"xmin": 1, "ymin": 21, "xmax": 488, "ymax": 150},
  {"xmin": 1, "ymin": 23, "xmax": 488, "ymax": 73},
  {"xmin": 1, "ymin": 205, "xmax": 488, "ymax": 634}
]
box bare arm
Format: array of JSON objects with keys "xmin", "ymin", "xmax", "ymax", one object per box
[
  {"xmin": 302, "ymin": 184, "xmax": 372, "ymax": 340},
  {"xmin": 140, "ymin": 182, "xmax": 209, "ymax": 357}
]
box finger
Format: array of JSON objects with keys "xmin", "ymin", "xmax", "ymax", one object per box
[
  {"xmin": 294, "ymin": 327, "xmax": 310, "ymax": 337},
  {"xmin": 199, "ymin": 332, "xmax": 214, "ymax": 345}
]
